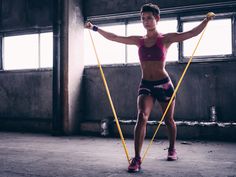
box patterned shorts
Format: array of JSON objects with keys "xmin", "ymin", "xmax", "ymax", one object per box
[{"xmin": 138, "ymin": 77, "xmax": 175, "ymax": 102}]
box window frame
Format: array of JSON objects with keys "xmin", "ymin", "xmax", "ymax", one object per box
[
  {"xmin": 0, "ymin": 28, "xmax": 53, "ymax": 71},
  {"xmin": 0, "ymin": 35, "xmax": 2, "ymax": 70},
  {"xmin": 84, "ymin": 21, "xmax": 126, "ymax": 66},
  {"xmin": 179, "ymin": 12, "xmax": 235, "ymax": 63},
  {"xmin": 85, "ymin": 5, "xmax": 236, "ymax": 67},
  {"xmin": 233, "ymin": 13, "xmax": 236, "ymax": 58},
  {"xmin": 84, "ymin": 17, "xmax": 179, "ymax": 66}
]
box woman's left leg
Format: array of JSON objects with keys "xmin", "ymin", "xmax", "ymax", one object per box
[{"xmin": 159, "ymin": 100, "xmax": 177, "ymax": 160}]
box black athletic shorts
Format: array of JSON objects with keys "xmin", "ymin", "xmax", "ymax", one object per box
[{"xmin": 138, "ymin": 77, "xmax": 175, "ymax": 102}]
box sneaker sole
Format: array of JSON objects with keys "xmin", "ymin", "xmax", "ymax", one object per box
[
  {"xmin": 128, "ymin": 167, "xmax": 141, "ymax": 173},
  {"xmin": 167, "ymin": 157, "xmax": 178, "ymax": 161}
]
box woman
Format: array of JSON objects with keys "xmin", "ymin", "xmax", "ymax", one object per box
[{"xmin": 85, "ymin": 3, "xmax": 214, "ymax": 173}]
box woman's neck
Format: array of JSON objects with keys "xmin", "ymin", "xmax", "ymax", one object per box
[{"xmin": 146, "ymin": 28, "xmax": 159, "ymax": 38}]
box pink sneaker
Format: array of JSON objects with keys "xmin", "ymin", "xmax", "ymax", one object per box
[
  {"xmin": 167, "ymin": 148, "xmax": 178, "ymax": 161},
  {"xmin": 128, "ymin": 157, "xmax": 142, "ymax": 172}
]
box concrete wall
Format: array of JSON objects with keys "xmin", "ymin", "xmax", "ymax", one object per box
[
  {"xmin": 83, "ymin": 61, "xmax": 236, "ymax": 122},
  {"xmin": 0, "ymin": 0, "xmax": 53, "ymax": 32},
  {"xmin": 84, "ymin": 0, "xmax": 235, "ymax": 17},
  {"xmin": 0, "ymin": 0, "xmax": 86, "ymax": 134},
  {"xmin": 60, "ymin": 0, "xmax": 84, "ymax": 134},
  {"xmin": 0, "ymin": 70, "xmax": 52, "ymax": 131},
  {"xmin": 0, "ymin": 0, "xmax": 53, "ymax": 132}
]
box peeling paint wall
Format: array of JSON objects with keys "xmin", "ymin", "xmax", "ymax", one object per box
[
  {"xmin": 0, "ymin": 0, "xmax": 53, "ymax": 132},
  {"xmin": 83, "ymin": 62, "xmax": 236, "ymax": 122},
  {"xmin": 1, "ymin": 0, "xmax": 53, "ymax": 32}
]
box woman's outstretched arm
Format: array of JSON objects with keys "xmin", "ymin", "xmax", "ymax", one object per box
[
  {"xmin": 85, "ymin": 21, "xmax": 140, "ymax": 46},
  {"xmin": 164, "ymin": 12, "xmax": 215, "ymax": 45}
]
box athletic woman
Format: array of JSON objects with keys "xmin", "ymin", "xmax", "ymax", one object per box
[{"xmin": 85, "ymin": 3, "xmax": 214, "ymax": 173}]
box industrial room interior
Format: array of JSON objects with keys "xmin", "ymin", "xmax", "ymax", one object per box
[{"xmin": 0, "ymin": 0, "xmax": 236, "ymax": 176}]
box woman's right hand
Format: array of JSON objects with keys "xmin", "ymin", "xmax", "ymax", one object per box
[
  {"xmin": 206, "ymin": 12, "xmax": 215, "ymax": 22},
  {"xmin": 85, "ymin": 21, "xmax": 93, "ymax": 30}
]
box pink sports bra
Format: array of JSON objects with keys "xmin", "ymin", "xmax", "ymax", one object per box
[{"xmin": 138, "ymin": 35, "xmax": 167, "ymax": 62}]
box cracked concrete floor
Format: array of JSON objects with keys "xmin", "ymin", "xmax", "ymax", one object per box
[{"xmin": 0, "ymin": 132, "xmax": 235, "ymax": 177}]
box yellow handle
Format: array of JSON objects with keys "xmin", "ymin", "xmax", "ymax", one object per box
[{"xmin": 207, "ymin": 12, "xmax": 216, "ymax": 18}]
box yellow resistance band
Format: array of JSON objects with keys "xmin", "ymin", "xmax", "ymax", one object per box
[
  {"xmin": 88, "ymin": 30, "xmax": 131, "ymax": 164},
  {"xmin": 142, "ymin": 19, "xmax": 212, "ymax": 162}
]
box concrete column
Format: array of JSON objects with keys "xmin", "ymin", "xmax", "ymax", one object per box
[
  {"xmin": 53, "ymin": 0, "xmax": 84, "ymax": 135},
  {"xmin": 52, "ymin": 0, "xmax": 63, "ymax": 135}
]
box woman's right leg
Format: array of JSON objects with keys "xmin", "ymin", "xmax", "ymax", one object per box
[
  {"xmin": 134, "ymin": 95, "xmax": 154, "ymax": 158},
  {"xmin": 128, "ymin": 93, "xmax": 154, "ymax": 172}
]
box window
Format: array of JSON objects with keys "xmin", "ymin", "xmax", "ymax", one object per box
[
  {"xmin": 84, "ymin": 19, "xmax": 178, "ymax": 66},
  {"xmin": 126, "ymin": 23, "xmax": 145, "ymax": 63},
  {"xmin": 3, "ymin": 32, "xmax": 53, "ymax": 70},
  {"xmin": 183, "ymin": 18, "xmax": 232, "ymax": 57},
  {"xmin": 84, "ymin": 13, "xmax": 235, "ymax": 66},
  {"xmin": 127, "ymin": 19, "xmax": 178, "ymax": 63},
  {"xmin": 158, "ymin": 20, "xmax": 178, "ymax": 62},
  {"xmin": 39, "ymin": 33, "xmax": 53, "ymax": 68},
  {"xmin": 84, "ymin": 24, "xmax": 125, "ymax": 66}
]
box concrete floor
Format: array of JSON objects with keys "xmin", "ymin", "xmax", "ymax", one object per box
[{"xmin": 0, "ymin": 132, "xmax": 235, "ymax": 177}]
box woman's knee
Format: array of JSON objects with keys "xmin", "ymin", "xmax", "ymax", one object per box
[
  {"xmin": 137, "ymin": 111, "xmax": 149, "ymax": 124},
  {"xmin": 164, "ymin": 117, "xmax": 175, "ymax": 127}
]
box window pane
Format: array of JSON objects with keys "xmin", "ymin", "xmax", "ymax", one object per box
[
  {"xmin": 3, "ymin": 34, "xmax": 39, "ymax": 70},
  {"xmin": 158, "ymin": 20, "xmax": 178, "ymax": 62},
  {"xmin": 127, "ymin": 23, "xmax": 145, "ymax": 63},
  {"xmin": 40, "ymin": 32, "xmax": 53, "ymax": 68},
  {"xmin": 127, "ymin": 19, "xmax": 178, "ymax": 63},
  {"xmin": 84, "ymin": 24, "xmax": 125, "ymax": 65},
  {"xmin": 183, "ymin": 19, "xmax": 232, "ymax": 57},
  {"xmin": 84, "ymin": 30, "xmax": 97, "ymax": 66}
]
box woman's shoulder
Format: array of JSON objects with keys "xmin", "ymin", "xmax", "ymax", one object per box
[
  {"xmin": 128, "ymin": 35, "xmax": 144, "ymax": 46},
  {"xmin": 129, "ymin": 35, "xmax": 144, "ymax": 41},
  {"xmin": 160, "ymin": 32, "xmax": 178, "ymax": 40},
  {"xmin": 158, "ymin": 32, "xmax": 177, "ymax": 45}
]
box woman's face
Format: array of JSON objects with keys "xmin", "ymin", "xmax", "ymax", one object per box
[{"xmin": 141, "ymin": 12, "xmax": 159, "ymax": 30}]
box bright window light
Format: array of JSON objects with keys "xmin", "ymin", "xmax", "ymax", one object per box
[
  {"xmin": 183, "ymin": 18, "xmax": 232, "ymax": 57},
  {"xmin": 3, "ymin": 34, "xmax": 39, "ymax": 70},
  {"xmin": 40, "ymin": 32, "xmax": 53, "ymax": 68},
  {"xmin": 127, "ymin": 23, "xmax": 145, "ymax": 63},
  {"xmin": 84, "ymin": 24, "xmax": 125, "ymax": 65},
  {"xmin": 127, "ymin": 19, "xmax": 178, "ymax": 63},
  {"xmin": 158, "ymin": 20, "xmax": 178, "ymax": 62},
  {"xmin": 3, "ymin": 32, "xmax": 53, "ymax": 70}
]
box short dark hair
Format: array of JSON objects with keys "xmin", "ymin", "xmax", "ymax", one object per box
[{"xmin": 140, "ymin": 3, "xmax": 160, "ymax": 16}]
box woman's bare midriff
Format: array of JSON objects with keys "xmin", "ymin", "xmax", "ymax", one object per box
[{"xmin": 140, "ymin": 61, "xmax": 169, "ymax": 81}]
